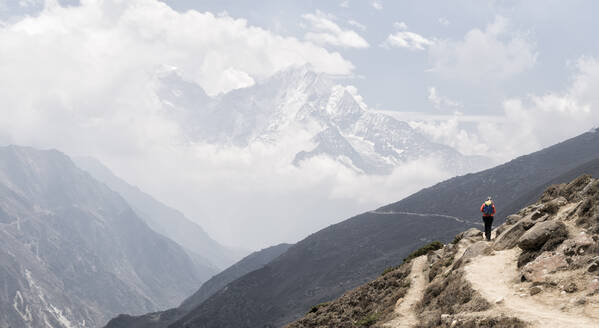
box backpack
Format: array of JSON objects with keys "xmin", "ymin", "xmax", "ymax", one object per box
[{"xmin": 483, "ymin": 203, "xmax": 494, "ymax": 215}]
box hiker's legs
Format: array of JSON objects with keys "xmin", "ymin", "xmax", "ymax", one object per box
[{"xmin": 483, "ymin": 216, "xmax": 493, "ymax": 240}]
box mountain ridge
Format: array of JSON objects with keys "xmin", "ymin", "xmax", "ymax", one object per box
[
  {"xmin": 158, "ymin": 65, "xmax": 487, "ymax": 175},
  {"xmin": 115, "ymin": 128, "xmax": 599, "ymax": 328},
  {"xmin": 288, "ymin": 174, "xmax": 599, "ymax": 327},
  {"xmin": 72, "ymin": 156, "xmax": 244, "ymax": 272},
  {"xmin": 0, "ymin": 145, "xmax": 205, "ymax": 327}
]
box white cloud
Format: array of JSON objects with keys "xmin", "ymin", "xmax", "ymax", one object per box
[
  {"xmin": 339, "ymin": 0, "xmax": 349, "ymax": 8},
  {"xmin": 485, "ymin": 57, "xmax": 598, "ymax": 159},
  {"xmin": 371, "ymin": 0, "xmax": 383, "ymax": 10},
  {"xmin": 2, "ymin": 0, "xmax": 353, "ymax": 96},
  {"xmin": 0, "ymin": 0, "xmax": 362, "ymax": 249},
  {"xmin": 393, "ymin": 21, "xmax": 408, "ymax": 30},
  {"xmin": 383, "ymin": 31, "xmax": 433, "ymax": 51},
  {"xmin": 411, "ymin": 57, "xmax": 599, "ymax": 163},
  {"xmin": 0, "ymin": 0, "xmax": 456, "ymax": 250},
  {"xmin": 19, "ymin": 0, "xmax": 40, "ymax": 8},
  {"xmin": 428, "ymin": 86, "xmax": 461, "ymax": 109},
  {"xmin": 428, "ymin": 16, "xmax": 537, "ymax": 81},
  {"xmin": 302, "ymin": 10, "xmax": 369, "ymax": 48},
  {"xmin": 348, "ymin": 19, "xmax": 366, "ymax": 31},
  {"xmin": 438, "ymin": 17, "xmax": 450, "ymax": 26},
  {"xmin": 409, "ymin": 116, "xmax": 489, "ymax": 157}
]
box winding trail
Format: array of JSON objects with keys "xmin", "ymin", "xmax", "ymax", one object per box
[
  {"xmin": 383, "ymin": 255, "xmax": 427, "ymax": 328},
  {"xmin": 464, "ymin": 248, "xmax": 598, "ymax": 328},
  {"xmin": 370, "ymin": 210, "xmax": 483, "ymax": 227}
]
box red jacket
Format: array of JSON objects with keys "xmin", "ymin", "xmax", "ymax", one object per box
[{"xmin": 480, "ymin": 202, "xmax": 496, "ymax": 217}]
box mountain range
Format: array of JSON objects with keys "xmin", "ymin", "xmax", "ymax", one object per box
[
  {"xmin": 73, "ymin": 157, "xmax": 244, "ymax": 272},
  {"xmin": 157, "ymin": 65, "xmax": 486, "ymax": 175},
  {"xmin": 0, "ymin": 146, "xmax": 218, "ymax": 327},
  {"xmin": 105, "ymin": 127, "xmax": 599, "ymax": 326},
  {"xmin": 105, "ymin": 243, "xmax": 292, "ymax": 328}
]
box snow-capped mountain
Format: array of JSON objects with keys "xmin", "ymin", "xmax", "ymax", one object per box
[{"xmin": 157, "ymin": 65, "xmax": 486, "ymax": 175}]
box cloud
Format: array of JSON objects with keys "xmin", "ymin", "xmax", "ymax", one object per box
[
  {"xmin": 383, "ymin": 31, "xmax": 433, "ymax": 51},
  {"xmin": 428, "ymin": 86, "xmax": 461, "ymax": 109},
  {"xmin": 19, "ymin": 0, "xmax": 40, "ymax": 7},
  {"xmin": 411, "ymin": 57, "xmax": 599, "ymax": 163},
  {"xmin": 409, "ymin": 116, "xmax": 489, "ymax": 157},
  {"xmin": 339, "ymin": 0, "xmax": 349, "ymax": 8},
  {"xmin": 348, "ymin": 19, "xmax": 366, "ymax": 31},
  {"xmin": 438, "ymin": 17, "xmax": 450, "ymax": 26},
  {"xmin": 2, "ymin": 0, "xmax": 353, "ymax": 96},
  {"xmin": 302, "ymin": 10, "xmax": 369, "ymax": 48},
  {"xmin": 428, "ymin": 16, "xmax": 537, "ymax": 81},
  {"xmin": 371, "ymin": 0, "xmax": 383, "ymax": 10},
  {"xmin": 486, "ymin": 57, "xmax": 599, "ymax": 159},
  {"xmin": 0, "ymin": 0, "xmax": 361, "ymax": 248},
  {"xmin": 0, "ymin": 0, "xmax": 458, "ymax": 250},
  {"xmin": 393, "ymin": 21, "xmax": 408, "ymax": 30}
]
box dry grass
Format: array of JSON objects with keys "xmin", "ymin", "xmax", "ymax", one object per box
[{"xmin": 287, "ymin": 263, "xmax": 411, "ymax": 328}]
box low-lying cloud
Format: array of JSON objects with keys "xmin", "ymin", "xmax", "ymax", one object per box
[
  {"xmin": 410, "ymin": 57, "xmax": 599, "ymax": 163},
  {"xmin": 0, "ymin": 0, "xmax": 453, "ymax": 250}
]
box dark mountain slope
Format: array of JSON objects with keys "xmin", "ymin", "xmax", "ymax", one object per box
[
  {"xmin": 73, "ymin": 156, "xmax": 244, "ymax": 271},
  {"xmin": 170, "ymin": 213, "xmax": 470, "ymax": 328},
  {"xmin": 105, "ymin": 243, "xmax": 292, "ymax": 328},
  {"xmin": 381, "ymin": 131, "xmax": 599, "ymax": 222},
  {"xmin": 107, "ymin": 130, "xmax": 599, "ymax": 328},
  {"xmin": 0, "ymin": 146, "xmax": 204, "ymax": 327},
  {"xmin": 179, "ymin": 243, "xmax": 293, "ymax": 312},
  {"xmin": 499, "ymin": 156, "xmax": 599, "ymax": 220}
]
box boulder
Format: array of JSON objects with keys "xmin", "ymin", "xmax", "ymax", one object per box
[
  {"xmin": 521, "ymin": 251, "xmax": 568, "ymax": 283},
  {"xmin": 493, "ymin": 221, "xmax": 528, "ymax": 251},
  {"xmin": 558, "ymin": 232, "xmax": 594, "ymax": 256},
  {"xmin": 540, "ymin": 197, "xmax": 567, "ymax": 215},
  {"xmin": 518, "ymin": 220, "xmax": 567, "ymax": 251},
  {"xmin": 505, "ymin": 214, "xmax": 523, "ymax": 225},
  {"xmin": 530, "ymin": 210, "xmax": 546, "ymax": 221},
  {"xmin": 494, "ymin": 225, "xmax": 507, "ymax": 237},
  {"xmin": 459, "ymin": 228, "xmax": 483, "ymax": 239},
  {"xmin": 461, "ymin": 241, "xmax": 492, "ymax": 261}
]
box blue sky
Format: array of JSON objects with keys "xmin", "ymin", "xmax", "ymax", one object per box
[
  {"xmin": 154, "ymin": 0, "xmax": 599, "ymax": 114},
  {"xmin": 3, "ymin": 0, "xmax": 599, "ymax": 114}
]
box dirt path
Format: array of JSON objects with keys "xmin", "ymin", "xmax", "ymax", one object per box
[
  {"xmin": 464, "ymin": 248, "xmax": 598, "ymax": 328},
  {"xmin": 383, "ymin": 256, "xmax": 427, "ymax": 328},
  {"xmin": 369, "ymin": 210, "xmax": 482, "ymax": 226}
]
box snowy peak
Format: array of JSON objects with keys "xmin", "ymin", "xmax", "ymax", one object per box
[{"xmin": 156, "ymin": 66, "xmax": 486, "ymax": 175}]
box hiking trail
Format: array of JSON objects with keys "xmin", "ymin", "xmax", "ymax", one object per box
[
  {"xmin": 464, "ymin": 248, "xmax": 598, "ymax": 328},
  {"xmin": 383, "ymin": 255, "xmax": 427, "ymax": 328}
]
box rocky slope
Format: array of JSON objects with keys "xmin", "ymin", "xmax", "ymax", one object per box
[
  {"xmin": 73, "ymin": 156, "xmax": 244, "ymax": 272},
  {"xmin": 108, "ymin": 129, "xmax": 599, "ymax": 328},
  {"xmin": 288, "ymin": 175, "xmax": 599, "ymax": 327},
  {"xmin": 0, "ymin": 146, "xmax": 204, "ymax": 328}
]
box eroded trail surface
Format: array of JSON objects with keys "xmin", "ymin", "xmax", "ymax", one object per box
[
  {"xmin": 465, "ymin": 248, "xmax": 598, "ymax": 328},
  {"xmin": 384, "ymin": 256, "xmax": 427, "ymax": 328}
]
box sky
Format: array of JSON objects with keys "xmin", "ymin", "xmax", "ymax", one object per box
[{"xmin": 1, "ymin": 0, "xmax": 599, "ymax": 250}]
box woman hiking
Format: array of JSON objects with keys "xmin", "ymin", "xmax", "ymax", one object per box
[{"xmin": 480, "ymin": 197, "xmax": 496, "ymax": 241}]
